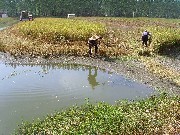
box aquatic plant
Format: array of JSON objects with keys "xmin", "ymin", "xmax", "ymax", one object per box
[{"xmin": 15, "ymin": 93, "xmax": 180, "ymax": 134}]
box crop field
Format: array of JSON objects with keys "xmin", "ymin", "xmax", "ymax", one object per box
[
  {"xmin": 14, "ymin": 18, "xmax": 107, "ymax": 42},
  {"xmin": 0, "ymin": 17, "xmax": 179, "ymax": 58},
  {"xmin": 0, "ymin": 17, "xmax": 179, "ymax": 57}
]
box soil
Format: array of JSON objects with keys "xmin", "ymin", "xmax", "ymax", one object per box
[{"xmin": 0, "ymin": 52, "xmax": 179, "ymax": 95}]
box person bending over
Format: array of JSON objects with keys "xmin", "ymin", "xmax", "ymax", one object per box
[{"xmin": 88, "ymin": 35, "xmax": 102, "ymax": 56}]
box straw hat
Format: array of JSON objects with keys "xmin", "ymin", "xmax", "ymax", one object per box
[{"xmin": 89, "ymin": 35, "xmax": 100, "ymax": 40}]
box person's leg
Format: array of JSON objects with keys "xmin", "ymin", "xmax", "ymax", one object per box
[
  {"xmin": 95, "ymin": 44, "xmax": 98, "ymax": 55},
  {"xmin": 89, "ymin": 44, "xmax": 92, "ymax": 56},
  {"xmin": 143, "ymin": 36, "xmax": 148, "ymax": 47},
  {"xmin": 145, "ymin": 40, "xmax": 148, "ymax": 47},
  {"xmin": 142, "ymin": 36, "xmax": 145, "ymax": 46},
  {"xmin": 145, "ymin": 36, "xmax": 148, "ymax": 47},
  {"xmin": 142, "ymin": 40, "xmax": 145, "ymax": 46}
]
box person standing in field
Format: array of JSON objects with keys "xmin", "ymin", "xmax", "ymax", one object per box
[
  {"xmin": 88, "ymin": 35, "xmax": 102, "ymax": 57},
  {"xmin": 142, "ymin": 30, "xmax": 151, "ymax": 47}
]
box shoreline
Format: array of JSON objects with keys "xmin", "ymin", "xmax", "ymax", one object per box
[{"xmin": 0, "ymin": 52, "xmax": 179, "ymax": 95}]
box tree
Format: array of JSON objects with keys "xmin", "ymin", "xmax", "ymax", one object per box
[{"xmin": 1, "ymin": 0, "xmax": 180, "ymax": 18}]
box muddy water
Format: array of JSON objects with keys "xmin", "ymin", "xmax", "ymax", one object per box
[{"xmin": 0, "ymin": 62, "xmax": 155, "ymax": 134}]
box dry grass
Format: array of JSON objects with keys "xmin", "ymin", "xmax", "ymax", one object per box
[
  {"xmin": 1, "ymin": 17, "xmax": 179, "ymax": 58},
  {"xmin": 0, "ymin": 18, "xmax": 132, "ymax": 58}
]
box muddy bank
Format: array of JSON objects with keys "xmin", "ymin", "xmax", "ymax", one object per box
[{"xmin": 0, "ymin": 52, "xmax": 179, "ymax": 95}]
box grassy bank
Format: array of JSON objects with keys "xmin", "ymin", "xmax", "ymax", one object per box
[{"xmin": 15, "ymin": 93, "xmax": 179, "ymax": 135}]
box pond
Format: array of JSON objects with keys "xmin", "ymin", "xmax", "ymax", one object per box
[{"xmin": 0, "ymin": 60, "xmax": 155, "ymax": 134}]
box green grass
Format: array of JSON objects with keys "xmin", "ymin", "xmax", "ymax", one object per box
[
  {"xmin": 0, "ymin": 17, "xmax": 19, "ymax": 28},
  {"xmin": 15, "ymin": 93, "xmax": 179, "ymax": 135}
]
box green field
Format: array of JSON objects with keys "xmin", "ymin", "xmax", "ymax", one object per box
[{"xmin": 0, "ymin": 17, "xmax": 19, "ymax": 28}]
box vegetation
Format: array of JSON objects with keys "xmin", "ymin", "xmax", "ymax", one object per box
[
  {"xmin": 0, "ymin": 17, "xmax": 179, "ymax": 135},
  {"xmin": 14, "ymin": 18, "xmax": 107, "ymax": 42},
  {"xmin": 1, "ymin": 17, "xmax": 179, "ymax": 58},
  {"xmin": 0, "ymin": 0, "xmax": 180, "ymax": 18},
  {"xmin": 15, "ymin": 93, "xmax": 180, "ymax": 135},
  {"xmin": 0, "ymin": 17, "xmax": 18, "ymax": 27}
]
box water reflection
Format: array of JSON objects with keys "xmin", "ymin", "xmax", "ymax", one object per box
[
  {"xmin": 7, "ymin": 63, "xmax": 90, "ymax": 73},
  {"xmin": 88, "ymin": 67, "xmax": 99, "ymax": 89}
]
